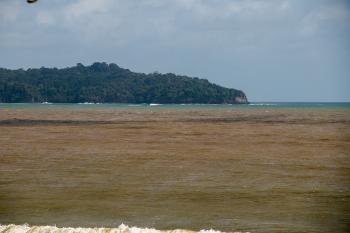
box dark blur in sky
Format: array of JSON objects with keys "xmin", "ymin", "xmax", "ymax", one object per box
[{"xmin": 0, "ymin": 0, "xmax": 349, "ymax": 101}]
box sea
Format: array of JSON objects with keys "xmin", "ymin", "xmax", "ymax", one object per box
[
  {"xmin": 0, "ymin": 102, "xmax": 350, "ymax": 110},
  {"xmin": 0, "ymin": 102, "xmax": 349, "ymax": 233}
]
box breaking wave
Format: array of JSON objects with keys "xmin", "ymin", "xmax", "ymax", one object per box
[
  {"xmin": 0, "ymin": 224, "xmax": 249, "ymax": 233},
  {"xmin": 248, "ymin": 103, "xmax": 276, "ymax": 106},
  {"xmin": 78, "ymin": 102, "xmax": 101, "ymax": 105}
]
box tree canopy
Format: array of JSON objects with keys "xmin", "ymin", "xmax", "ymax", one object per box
[{"xmin": 0, "ymin": 62, "xmax": 248, "ymax": 104}]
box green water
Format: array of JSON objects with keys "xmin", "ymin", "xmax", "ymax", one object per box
[{"xmin": 0, "ymin": 102, "xmax": 350, "ymax": 110}]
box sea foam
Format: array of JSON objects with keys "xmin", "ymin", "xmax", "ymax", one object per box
[{"xmin": 0, "ymin": 224, "xmax": 249, "ymax": 233}]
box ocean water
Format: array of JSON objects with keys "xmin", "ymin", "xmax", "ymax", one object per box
[
  {"xmin": 0, "ymin": 102, "xmax": 349, "ymax": 110},
  {"xmin": 0, "ymin": 103, "xmax": 349, "ymax": 233}
]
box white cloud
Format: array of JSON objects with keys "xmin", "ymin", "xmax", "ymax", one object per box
[
  {"xmin": 0, "ymin": 0, "xmax": 347, "ymax": 53},
  {"xmin": 301, "ymin": 4, "xmax": 350, "ymax": 35},
  {"xmin": 168, "ymin": 0, "xmax": 286, "ymax": 20},
  {"xmin": 64, "ymin": 0, "xmax": 113, "ymax": 19}
]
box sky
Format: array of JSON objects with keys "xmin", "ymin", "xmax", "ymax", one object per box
[{"xmin": 0, "ymin": 0, "xmax": 349, "ymax": 102}]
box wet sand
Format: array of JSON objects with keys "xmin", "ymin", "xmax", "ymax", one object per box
[{"xmin": 0, "ymin": 108, "xmax": 349, "ymax": 233}]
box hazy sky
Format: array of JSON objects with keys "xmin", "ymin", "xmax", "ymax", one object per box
[{"xmin": 0, "ymin": 0, "xmax": 349, "ymax": 101}]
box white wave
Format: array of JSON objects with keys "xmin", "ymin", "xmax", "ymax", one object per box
[
  {"xmin": 78, "ymin": 102, "xmax": 100, "ymax": 105},
  {"xmin": 248, "ymin": 103, "xmax": 276, "ymax": 106},
  {"xmin": 149, "ymin": 103, "xmax": 162, "ymax": 106},
  {"xmin": 0, "ymin": 224, "xmax": 249, "ymax": 233},
  {"xmin": 41, "ymin": 102, "xmax": 52, "ymax": 104}
]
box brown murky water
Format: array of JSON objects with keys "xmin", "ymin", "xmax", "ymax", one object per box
[{"xmin": 0, "ymin": 107, "xmax": 349, "ymax": 233}]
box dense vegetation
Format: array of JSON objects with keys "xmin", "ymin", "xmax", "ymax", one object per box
[{"xmin": 0, "ymin": 62, "xmax": 248, "ymax": 104}]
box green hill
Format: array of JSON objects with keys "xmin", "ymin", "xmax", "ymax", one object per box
[{"xmin": 0, "ymin": 62, "xmax": 248, "ymax": 104}]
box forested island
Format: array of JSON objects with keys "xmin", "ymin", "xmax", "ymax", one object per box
[{"xmin": 0, "ymin": 62, "xmax": 248, "ymax": 104}]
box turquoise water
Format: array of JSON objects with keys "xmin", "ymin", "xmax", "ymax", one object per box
[{"xmin": 0, "ymin": 102, "xmax": 350, "ymax": 110}]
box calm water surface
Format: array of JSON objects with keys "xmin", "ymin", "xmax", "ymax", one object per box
[{"xmin": 1, "ymin": 102, "xmax": 350, "ymax": 110}]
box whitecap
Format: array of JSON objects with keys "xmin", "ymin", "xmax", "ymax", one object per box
[
  {"xmin": 0, "ymin": 224, "xmax": 250, "ymax": 233},
  {"xmin": 78, "ymin": 102, "xmax": 96, "ymax": 105},
  {"xmin": 248, "ymin": 103, "xmax": 276, "ymax": 106}
]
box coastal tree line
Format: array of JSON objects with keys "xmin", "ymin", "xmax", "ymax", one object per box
[{"xmin": 0, "ymin": 62, "xmax": 247, "ymax": 104}]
